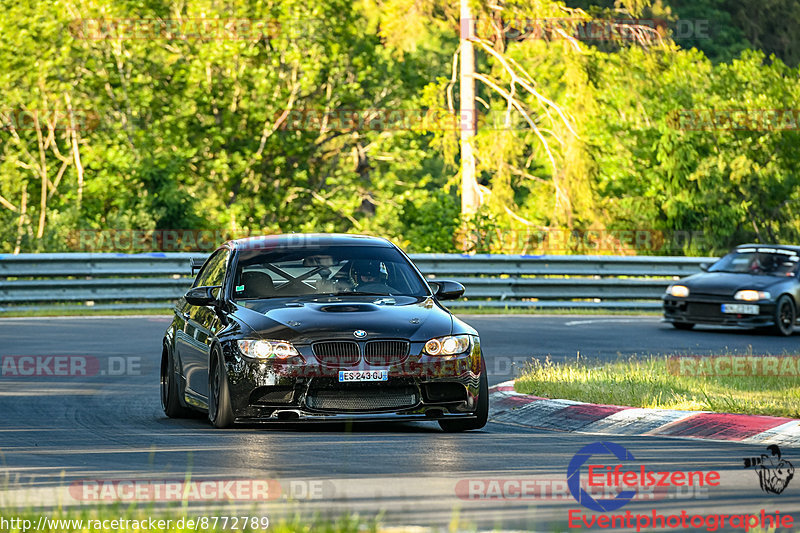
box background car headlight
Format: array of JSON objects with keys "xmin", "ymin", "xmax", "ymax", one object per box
[
  {"xmin": 667, "ymin": 285, "xmax": 690, "ymax": 298},
  {"xmin": 237, "ymin": 339, "xmax": 300, "ymax": 360},
  {"xmin": 424, "ymin": 335, "xmax": 471, "ymax": 355},
  {"xmin": 734, "ymin": 290, "xmax": 770, "ymax": 301}
]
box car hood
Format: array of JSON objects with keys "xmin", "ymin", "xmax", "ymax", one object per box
[
  {"xmin": 681, "ymin": 272, "xmax": 785, "ymax": 297},
  {"xmin": 232, "ymin": 296, "xmax": 453, "ymax": 344}
]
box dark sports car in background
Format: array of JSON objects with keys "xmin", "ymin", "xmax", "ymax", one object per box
[
  {"xmin": 161, "ymin": 234, "xmax": 488, "ymax": 431},
  {"xmin": 663, "ymin": 244, "xmax": 800, "ymax": 336}
]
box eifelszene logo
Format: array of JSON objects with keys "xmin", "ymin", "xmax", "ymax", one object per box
[
  {"xmin": 566, "ymin": 441, "xmax": 792, "ymax": 531},
  {"xmin": 567, "ymin": 441, "xmax": 637, "ymax": 512},
  {"xmin": 567, "ymin": 441, "xmax": 721, "ymax": 512},
  {"xmin": 744, "ymin": 445, "xmax": 794, "ymax": 494}
]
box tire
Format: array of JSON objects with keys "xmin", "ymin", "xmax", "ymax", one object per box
[
  {"xmin": 439, "ymin": 358, "xmax": 488, "ymax": 433},
  {"xmin": 672, "ymin": 322, "xmax": 695, "ymax": 331},
  {"xmin": 161, "ymin": 345, "xmax": 195, "ymax": 418},
  {"xmin": 772, "ymin": 295, "xmax": 796, "ymax": 336},
  {"xmin": 208, "ymin": 346, "xmax": 235, "ymax": 428}
]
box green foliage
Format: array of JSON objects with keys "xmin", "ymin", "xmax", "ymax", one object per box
[
  {"xmin": 568, "ymin": 0, "xmax": 800, "ymax": 65},
  {"xmin": 594, "ymin": 47, "xmax": 800, "ymax": 252},
  {"xmin": 421, "ymin": 0, "xmax": 800, "ymax": 255},
  {"xmin": 1, "ymin": 0, "xmax": 799, "ymax": 256},
  {"xmin": 0, "ymin": 0, "xmax": 456, "ymax": 252}
]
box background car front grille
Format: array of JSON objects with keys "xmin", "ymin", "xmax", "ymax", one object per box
[
  {"xmin": 690, "ymin": 290, "xmax": 736, "ymax": 298},
  {"xmin": 312, "ymin": 341, "xmax": 361, "ymax": 366},
  {"xmin": 364, "ymin": 340, "xmax": 410, "ymax": 365},
  {"xmin": 305, "ymin": 386, "xmax": 419, "ymax": 411},
  {"xmin": 687, "ymin": 302, "xmax": 724, "ymax": 318}
]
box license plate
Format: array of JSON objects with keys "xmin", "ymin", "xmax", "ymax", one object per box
[
  {"xmin": 338, "ymin": 370, "xmax": 389, "ymax": 382},
  {"xmin": 721, "ymin": 304, "xmax": 759, "ymax": 315}
]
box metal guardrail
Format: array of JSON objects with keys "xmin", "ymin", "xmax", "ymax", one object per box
[{"xmin": 0, "ymin": 252, "xmax": 716, "ymax": 312}]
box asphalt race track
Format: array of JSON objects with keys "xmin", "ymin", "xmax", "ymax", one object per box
[{"xmin": 1, "ymin": 315, "xmax": 798, "ymax": 531}]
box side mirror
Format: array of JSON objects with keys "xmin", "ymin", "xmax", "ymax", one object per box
[
  {"xmin": 699, "ymin": 262, "xmax": 709, "ymax": 272},
  {"xmin": 430, "ymin": 280, "xmax": 466, "ymax": 301},
  {"xmin": 185, "ymin": 286, "xmax": 219, "ymax": 306}
]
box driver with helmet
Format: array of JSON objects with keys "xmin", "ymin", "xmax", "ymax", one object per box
[{"xmin": 351, "ymin": 260, "xmax": 384, "ymax": 288}]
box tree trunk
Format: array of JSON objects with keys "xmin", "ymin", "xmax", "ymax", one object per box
[
  {"xmin": 460, "ymin": 0, "xmax": 479, "ymax": 217},
  {"xmin": 14, "ymin": 186, "xmax": 27, "ymax": 254},
  {"xmin": 65, "ymin": 93, "xmax": 84, "ymax": 209}
]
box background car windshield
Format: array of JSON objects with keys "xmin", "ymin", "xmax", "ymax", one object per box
[
  {"xmin": 709, "ymin": 250, "xmax": 800, "ymax": 275},
  {"xmin": 233, "ymin": 245, "xmax": 429, "ymax": 299}
]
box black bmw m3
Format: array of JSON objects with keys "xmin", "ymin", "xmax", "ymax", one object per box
[
  {"xmin": 663, "ymin": 244, "xmax": 800, "ymax": 336},
  {"xmin": 161, "ymin": 234, "xmax": 488, "ymax": 431}
]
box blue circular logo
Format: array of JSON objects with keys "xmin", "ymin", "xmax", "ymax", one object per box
[
  {"xmin": 567, "ymin": 441, "xmax": 637, "ymax": 512},
  {"xmin": 353, "ymin": 330, "xmax": 367, "ymax": 338}
]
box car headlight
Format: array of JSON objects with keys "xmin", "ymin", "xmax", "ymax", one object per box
[
  {"xmin": 667, "ymin": 285, "xmax": 690, "ymax": 298},
  {"xmin": 734, "ymin": 290, "xmax": 770, "ymax": 302},
  {"xmin": 424, "ymin": 335, "xmax": 471, "ymax": 356},
  {"xmin": 237, "ymin": 339, "xmax": 300, "ymax": 360}
]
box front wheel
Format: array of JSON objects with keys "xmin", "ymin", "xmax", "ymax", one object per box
[
  {"xmin": 772, "ymin": 295, "xmax": 796, "ymax": 336},
  {"xmin": 439, "ymin": 358, "xmax": 488, "ymax": 432},
  {"xmin": 208, "ymin": 346, "xmax": 235, "ymax": 428}
]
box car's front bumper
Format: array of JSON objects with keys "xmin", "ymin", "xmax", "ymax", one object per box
[
  {"xmin": 663, "ymin": 296, "xmax": 776, "ymax": 327},
  {"xmin": 220, "ymin": 337, "xmax": 483, "ymax": 423},
  {"xmin": 234, "ymin": 411, "xmax": 478, "ymax": 424}
]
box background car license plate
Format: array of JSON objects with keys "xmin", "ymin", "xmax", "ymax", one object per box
[
  {"xmin": 721, "ymin": 304, "xmax": 759, "ymax": 314},
  {"xmin": 338, "ymin": 370, "xmax": 389, "ymax": 382}
]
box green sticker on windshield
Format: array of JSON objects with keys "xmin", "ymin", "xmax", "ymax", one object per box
[{"xmin": 236, "ymin": 284, "xmax": 245, "ymax": 292}]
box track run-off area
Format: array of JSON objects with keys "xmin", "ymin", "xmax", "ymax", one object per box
[{"xmin": 0, "ymin": 315, "xmax": 798, "ymax": 530}]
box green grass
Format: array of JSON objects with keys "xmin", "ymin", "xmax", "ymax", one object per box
[{"xmin": 515, "ymin": 354, "xmax": 800, "ymax": 418}]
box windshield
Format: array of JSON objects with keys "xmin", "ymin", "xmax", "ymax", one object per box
[
  {"xmin": 708, "ymin": 248, "xmax": 800, "ymax": 276},
  {"xmin": 232, "ymin": 245, "xmax": 429, "ymax": 300}
]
